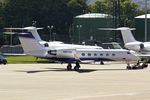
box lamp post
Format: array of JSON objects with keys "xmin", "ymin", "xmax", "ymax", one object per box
[
  {"xmin": 47, "ymin": 25, "xmax": 54, "ymax": 41},
  {"xmin": 32, "ymin": 21, "xmax": 37, "ymax": 27},
  {"xmin": 9, "ymin": 26, "xmax": 13, "ymax": 46},
  {"xmin": 10, "ymin": 32, "xmax": 13, "ymax": 46},
  {"xmin": 76, "ymin": 25, "xmax": 82, "ymax": 44},
  {"xmin": 53, "ymin": 33, "xmax": 56, "ymax": 41}
]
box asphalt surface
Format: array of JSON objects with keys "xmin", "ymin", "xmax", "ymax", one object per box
[{"xmin": 0, "ymin": 62, "xmax": 150, "ymax": 100}]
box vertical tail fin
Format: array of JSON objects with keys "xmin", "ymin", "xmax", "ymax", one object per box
[
  {"xmin": 117, "ymin": 27, "xmax": 137, "ymax": 44},
  {"xmin": 18, "ymin": 27, "xmax": 44, "ymax": 54},
  {"xmin": 18, "ymin": 33, "xmax": 43, "ymax": 54},
  {"xmin": 23, "ymin": 27, "xmax": 42, "ymax": 41},
  {"xmin": 5, "ymin": 27, "xmax": 45, "ymax": 55}
]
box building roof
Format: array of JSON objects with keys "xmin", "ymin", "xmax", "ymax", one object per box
[
  {"xmin": 135, "ymin": 14, "xmax": 150, "ymax": 19},
  {"xmin": 75, "ymin": 13, "xmax": 113, "ymax": 18}
]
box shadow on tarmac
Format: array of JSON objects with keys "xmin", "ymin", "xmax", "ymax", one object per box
[{"xmin": 15, "ymin": 67, "xmax": 127, "ymax": 74}]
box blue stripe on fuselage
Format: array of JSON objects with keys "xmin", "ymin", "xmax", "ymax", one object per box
[
  {"xmin": 80, "ymin": 58, "xmax": 114, "ymax": 61},
  {"xmin": 43, "ymin": 57, "xmax": 114, "ymax": 63}
]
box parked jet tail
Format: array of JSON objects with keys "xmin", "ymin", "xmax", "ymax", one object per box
[
  {"xmin": 4, "ymin": 27, "xmax": 46, "ymax": 56},
  {"xmin": 117, "ymin": 27, "xmax": 137, "ymax": 44},
  {"xmin": 99, "ymin": 27, "xmax": 137, "ymax": 44}
]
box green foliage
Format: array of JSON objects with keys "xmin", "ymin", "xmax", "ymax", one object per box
[
  {"xmin": 0, "ymin": 1, "xmax": 6, "ymax": 46},
  {"xmin": 6, "ymin": 55, "xmax": 50, "ymax": 64},
  {"xmin": 88, "ymin": 0, "xmax": 108, "ymax": 13},
  {"xmin": 0, "ymin": 0, "xmax": 88, "ymax": 43},
  {"xmin": 3, "ymin": 0, "xmax": 87, "ymax": 32},
  {"xmin": 88, "ymin": 0, "xmax": 144, "ymax": 27},
  {"xmin": 120, "ymin": 0, "xmax": 144, "ymax": 26}
]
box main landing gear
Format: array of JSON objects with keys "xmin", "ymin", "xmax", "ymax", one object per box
[
  {"xmin": 67, "ymin": 62, "xmax": 80, "ymax": 71},
  {"xmin": 100, "ymin": 60, "xmax": 104, "ymax": 65},
  {"xmin": 67, "ymin": 63, "xmax": 72, "ymax": 71}
]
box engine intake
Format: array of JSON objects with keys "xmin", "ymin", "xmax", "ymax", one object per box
[
  {"xmin": 140, "ymin": 43, "xmax": 144, "ymax": 50},
  {"xmin": 48, "ymin": 50, "xmax": 57, "ymax": 55}
]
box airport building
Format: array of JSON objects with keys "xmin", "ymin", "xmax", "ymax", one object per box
[
  {"xmin": 72, "ymin": 13, "xmax": 114, "ymax": 45},
  {"xmin": 134, "ymin": 14, "xmax": 150, "ymax": 41}
]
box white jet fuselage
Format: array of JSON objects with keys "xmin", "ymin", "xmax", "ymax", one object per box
[{"xmin": 6, "ymin": 26, "xmax": 139, "ymax": 63}]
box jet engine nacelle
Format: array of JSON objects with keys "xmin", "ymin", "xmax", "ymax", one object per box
[
  {"xmin": 140, "ymin": 43, "xmax": 144, "ymax": 50},
  {"xmin": 47, "ymin": 49, "xmax": 77, "ymax": 58},
  {"xmin": 125, "ymin": 42, "xmax": 143, "ymax": 52}
]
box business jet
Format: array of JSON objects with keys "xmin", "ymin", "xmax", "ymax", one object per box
[
  {"xmin": 5, "ymin": 27, "xmax": 140, "ymax": 71},
  {"xmin": 117, "ymin": 27, "xmax": 150, "ymax": 54},
  {"xmin": 100, "ymin": 27, "xmax": 150, "ymax": 54}
]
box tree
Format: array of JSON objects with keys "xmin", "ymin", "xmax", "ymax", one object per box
[
  {"xmin": 88, "ymin": 0, "xmax": 144, "ymax": 27},
  {"xmin": 0, "ymin": 1, "xmax": 7, "ymax": 46},
  {"xmin": 88, "ymin": 0, "xmax": 108, "ymax": 13},
  {"xmin": 2, "ymin": 0, "xmax": 88, "ymax": 42}
]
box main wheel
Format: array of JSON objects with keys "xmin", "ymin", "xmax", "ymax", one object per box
[
  {"xmin": 100, "ymin": 61, "xmax": 104, "ymax": 65},
  {"xmin": 67, "ymin": 64, "xmax": 72, "ymax": 71},
  {"xmin": 132, "ymin": 65, "xmax": 137, "ymax": 69},
  {"xmin": 3, "ymin": 60, "xmax": 7, "ymax": 65},
  {"xmin": 74, "ymin": 66, "xmax": 79, "ymax": 71},
  {"xmin": 127, "ymin": 66, "xmax": 131, "ymax": 70},
  {"xmin": 143, "ymin": 63, "xmax": 148, "ymax": 68}
]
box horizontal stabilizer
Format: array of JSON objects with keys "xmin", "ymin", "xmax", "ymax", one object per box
[
  {"xmin": 4, "ymin": 32, "xmax": 16, "ymax": 34},
  {"xmin": 4, "ymin": 32, "xmax": 29, "ymax": 35},
  {"xmin": 98, "ymin": 27, "xmax": 136, "ymax": 31},
  {"xmin": 99, "ymin": 27, "xmax": 137, "ymax": 43},
  {"xmin": 4, "ymin": 27, "xmax": 43, "ymax": 30}
]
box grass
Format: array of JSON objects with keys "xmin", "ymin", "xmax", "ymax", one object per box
[{"xmin": 6, "ymin": 55, "xmax": 51, "ymax": 64}]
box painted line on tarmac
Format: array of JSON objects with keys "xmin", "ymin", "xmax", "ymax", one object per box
[{"xmin": 59, "ymin": 92, "xmax": 137, "ymax": 100}]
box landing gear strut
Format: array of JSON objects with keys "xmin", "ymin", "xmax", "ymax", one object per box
[
  {"xmin": 100, "ymin": 60, "xmax": 104, "ymax": 65},
  {"xmin": 67, "ymin": 63, "xmax": 72, "ymax": 71},
  {"xmin": 67, "ymin": 62, "xmax": 81, "ymax": 71},
  {"xmin": 126, "ymin": 61, "xmax": 132, "ymax": 70},
  {"xmin": 74, "ymin": 62, "xmax": 80, "ymax": 71}
]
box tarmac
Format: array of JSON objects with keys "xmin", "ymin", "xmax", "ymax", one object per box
[{"xmin": 0, "ymin": 62, "xmax": 150, "ymax": 100}]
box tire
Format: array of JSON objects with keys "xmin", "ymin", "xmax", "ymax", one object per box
[
  {"xmin": 132, "ymin": 66, "xmax": 137, "ymax": 69},
  {"xmin": 74, "ymin": 66, "xmax": 79, "ymax": 71},
  {"xmin": 127, "ymin": 66, "xmax": 131, "ymax": 70},
  {"xmin": 144, "ymin": 64, "xmax": 148, "ymax": 68},
  {"xmin": 3, "ymin": 60, "xmax": 7, "ymax": 65},
  {"xmin": 67, "ymin": 66, "xmax": 72, "ymax": 71}
]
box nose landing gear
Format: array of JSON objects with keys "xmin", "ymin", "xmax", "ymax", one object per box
[{"xmin": 74, "ymin": 62, "xmax": 80, "ymax": 71}]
